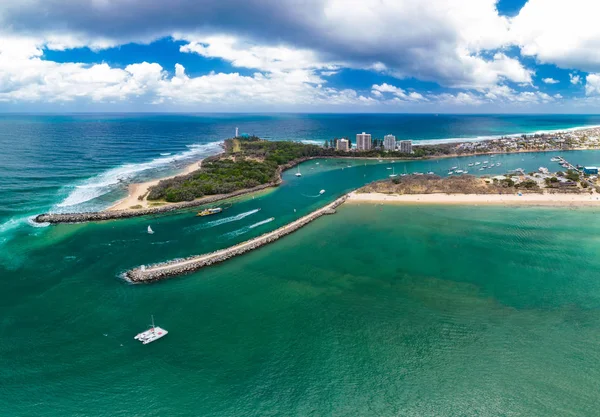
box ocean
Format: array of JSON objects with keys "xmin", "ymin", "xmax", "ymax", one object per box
[{"xmin": 2, "ymin": 114, "xmax": 600, "ymax": 415}]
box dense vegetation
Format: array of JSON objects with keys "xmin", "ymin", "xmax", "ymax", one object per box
[
  {"xmin": 148, "ymin": 136, "xmax": 459, "ymax": 202},
  {"xmin": 147, "ymin": 158, "xmax": 277, "ymax": 202},
  {"xmin": 361, "ymin": 174, "xmax": 542, "ymax": 195}
]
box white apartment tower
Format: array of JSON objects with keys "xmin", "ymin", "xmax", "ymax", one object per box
[
  {"xmin": 337, "ymin": 138, "xmax": 349, "ymax": 151},
  {"xmin": 399, "ymin": 140, "xmax": 413, "ymax": 154},
  {"xmin": 384, "ymin": 134, "xmax": 396, "ymax": 151},
  {"xmin": 235, "ymin": 127, "xmax": 239, "ymax": 137},
  {"xmin": 356, "ymin": 132, "xmax": 372, "ymax": 151}
]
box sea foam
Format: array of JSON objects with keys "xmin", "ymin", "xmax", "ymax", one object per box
[{"xmin": 54, "ymin": 142, "xmax": 222, "ymax": 211}]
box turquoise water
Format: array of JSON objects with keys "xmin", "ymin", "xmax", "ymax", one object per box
[{"xmin": 3, "ymin": 115, "xmax": 600, "ymax": 415}]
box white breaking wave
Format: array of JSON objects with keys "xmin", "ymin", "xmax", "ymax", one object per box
[
  {"xmin": 199, "ymin": 208, "xmax": 261, "ymax": 229},
  {"xmin": 54, "ymin": 141, "xmax": 222, "ymax": 211}
]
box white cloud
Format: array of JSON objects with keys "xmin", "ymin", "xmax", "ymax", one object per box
[
  {"xmin": 585, "ymin": 74, "xmax": 600, "ymax": 95},
  {"xmin": 570, "ymin": 73, "xmax": 582, "ymax": 85},
  {"xmin": 371, "ymin": 83, "xmax": 426, "ymax": 101},
  {"xmin": 511, "ymin": 0, "xmax": 600, "ymax": 72},
  {"xmin": 542, "ymin": 78, "xmax": 559, "ymax": 84}
]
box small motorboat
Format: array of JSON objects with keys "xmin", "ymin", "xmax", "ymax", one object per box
[{"xmin": 319, "ymin": 189, "xmax": 326, "ymax": 195}]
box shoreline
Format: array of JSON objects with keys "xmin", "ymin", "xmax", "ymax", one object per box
[
  {"xmin": 107, "ymin": 160, "xmax": 202, "ymax": 211},
  {"xmin": 346, "ymin": 191, "xmax": 600, "ymax": 206}
]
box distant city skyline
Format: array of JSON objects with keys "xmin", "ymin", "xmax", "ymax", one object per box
[{"xmin": 2, "ymin": 1, "xmax": 600, "ymax": 113}]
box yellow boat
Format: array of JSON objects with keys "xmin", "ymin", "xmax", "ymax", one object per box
[{"xmin": 197, "ymin": 207, "xmax": 223, "ymax": 217}]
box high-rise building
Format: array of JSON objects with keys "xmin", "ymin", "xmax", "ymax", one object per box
[
  {"xmin": 384, "ymin": 134, "xmax": 396, "ymax": 151},
  {"xmin": 337, "ymin": 138, "xmax": 349, "ymax": 151},
  {"xmin": 235, "ymin": 127, "xmax": 239, "ymax": 137},
  {"xmin": 399, "ymin": 140, "xmax": 412, "ymax": 154},
  {"xmin": 356, "ymin": 132, "xmax": 372, "ymax": 151}
]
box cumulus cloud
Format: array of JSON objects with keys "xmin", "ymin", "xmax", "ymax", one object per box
[
  {"xmin": 585, "ymin": 74, "xmax": 600, "ymax": 95},
  {"xmin": 511, "ymin": 0, "xmax": 600, "ymax": 72},
  {"xmin": 1, "ymin": 0, "xmax": 597, "ymax": 109}
]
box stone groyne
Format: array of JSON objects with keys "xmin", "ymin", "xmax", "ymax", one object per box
[
  {"xmin": 33, "ymin": 156, "xmax": 321, "ymax": 224},
  {"xmin": 34, "ymin": 182, "xmax": 278, "ymax": 224},
  {"xmin": 125, "ymin": 195, "xmax": 348, "ymax": 283}
]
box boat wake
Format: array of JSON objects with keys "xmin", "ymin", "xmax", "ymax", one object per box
[
  {"xmin": 222, "ymin": 217, "xmax": 275, "ymax": 238},
  {"xmin": 53, "ymin": 141, "xmax": 222, "ymax": 212},
  {"xmin": 249, "ymin": 217, "xmax": 274, "ymax": 229},
  {"xmin": 197, "ymin": 208, "xmax": 261, "ymax": 229}
]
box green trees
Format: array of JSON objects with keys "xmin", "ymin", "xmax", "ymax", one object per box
[{"xmin": 566, "ymin": 169, "xmax": 580, "ymax": 182}]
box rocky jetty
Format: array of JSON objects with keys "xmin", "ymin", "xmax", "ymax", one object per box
[
  {"xmin": 33, "ymin": 157, "xmax": 319, "ymax": 224},
  {"xmin": 125, "ymin": 195, "xmax": 348, "ymax": 283}
]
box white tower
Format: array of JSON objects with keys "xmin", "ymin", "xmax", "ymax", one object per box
[{"xmin": 235, "ymin": 127, "xmax": 239, "ymax": 137}]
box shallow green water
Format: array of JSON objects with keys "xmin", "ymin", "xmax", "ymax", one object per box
[
  {"xmin": 4, "ymin": 152, "xmax": 600, "ymax": 415},
  {"xmin": 3, "ymin": 201, "xmax": 600, "ymax": 415}
]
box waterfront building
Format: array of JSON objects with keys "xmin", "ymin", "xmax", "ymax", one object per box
[
  {"xmin": 337, "ymin": 138, "xmax": 349, "ymax": 151},
  {"xmin": 399, "ymin": 140, "xmax": 412, "ymax": 154},
  {"xmin": 584, "ymin": 166, "xmax": 599, "ymax": 175},
  {"xmin": 383, "ymin": 134, "xmax": 396, "ymax": 151},
  {"xmin": 356, "ymin": 132, "xmax": 372, "ymax": 151}
]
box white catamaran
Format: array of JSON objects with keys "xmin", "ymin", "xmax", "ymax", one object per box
[{"xmin": 134, "ymin": 315, "xmax": 168, "ymax": 345}]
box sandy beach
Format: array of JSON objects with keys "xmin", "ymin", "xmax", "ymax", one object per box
[
  {"xmin": 107, "ymin": 160, "xmax": 201, "ymax": 211},
  {"xmin": 346, "ymin": 191, "xmax": 600, "ymax": 206}
]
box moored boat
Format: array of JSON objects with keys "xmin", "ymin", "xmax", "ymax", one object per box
[{"xmin": 134, "ymin": 315, "xmax": 168, "ymax": 345}]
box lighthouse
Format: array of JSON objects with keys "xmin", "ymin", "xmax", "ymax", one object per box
[{"xmin": 235, "ymin": 127, "xmax": 239, "ymax": 137}]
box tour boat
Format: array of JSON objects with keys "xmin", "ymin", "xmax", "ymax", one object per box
[
  {"xmin": 197, "ymin": 207, "xmax": 223, "ymax": 217},
  {"xmin": 295, "ymin": 166, "xmax": 302, "ymax": 177},
  {"xmin": 147, "ymin": 226, "xmax": 154, "ymax": 234},
  {"xmin": 134, "ymin": 315, "xmax": 168, "ymax": 345}
]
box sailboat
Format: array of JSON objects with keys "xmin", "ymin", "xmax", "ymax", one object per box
[
  {"xmin": 134, "ymin": 315, "xmax": 168, "ymax": 345},
  {"xmin": 147, "ymin": 226, "xmax": 154, "ymax": 234},
  {"xmin": 389, "ymin": 167, "xmax": 398, "ymax": 178},
  {"xmin": 295, "ymin": 165, "xmax": 302, "ymax": 177}
]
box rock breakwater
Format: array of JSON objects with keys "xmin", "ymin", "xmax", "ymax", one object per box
[
  {"xmin": 34, "ymin": 156, "xmax": 319, "ymax": 224},
  {"xmin": 125, "ymin": 195, "xmax": 348, "ymax": 283}
]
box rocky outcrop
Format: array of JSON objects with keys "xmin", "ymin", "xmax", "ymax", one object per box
[{"xmin": 125, "ymin": 195, "xmax": 348, "ymax": 283}]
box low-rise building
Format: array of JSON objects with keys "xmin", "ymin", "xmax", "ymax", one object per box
[{"xmin": 584, "ymin": 166, "xmax": 599, "ymax": 175}]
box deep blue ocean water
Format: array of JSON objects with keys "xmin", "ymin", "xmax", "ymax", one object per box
[{"xmin": 3, "ymin": 113, "xmax": 600, "ymax": 224}]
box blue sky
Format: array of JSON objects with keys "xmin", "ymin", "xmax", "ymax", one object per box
[{"xmin": 0, "ymin": 0, "xmax": 599, "ymax": 112}]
